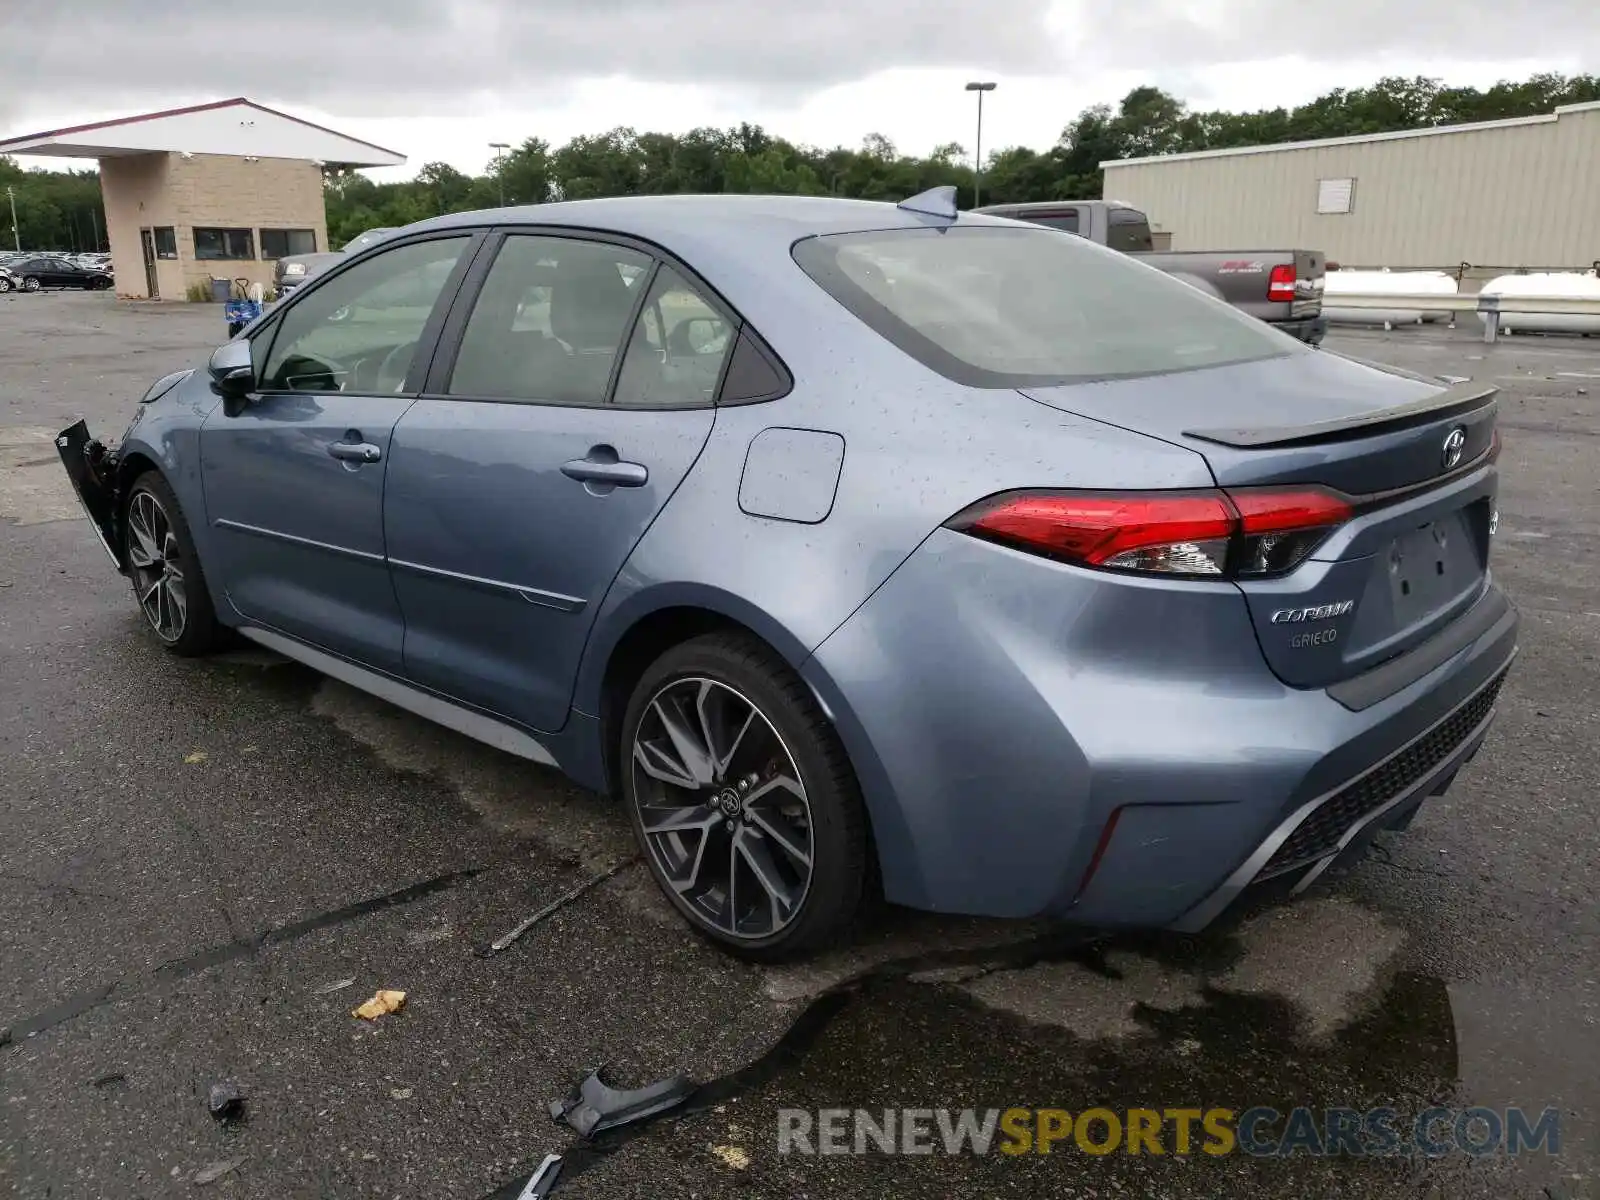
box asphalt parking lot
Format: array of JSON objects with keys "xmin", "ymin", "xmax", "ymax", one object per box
[{"xmin": 2, "ymin": 290, "xmax": 1597, "ymax": 1199}]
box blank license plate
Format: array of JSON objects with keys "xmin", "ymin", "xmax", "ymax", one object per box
[{"xmin": 1388, "ymin": 517, "xmax": 1473, "ymax": 623}]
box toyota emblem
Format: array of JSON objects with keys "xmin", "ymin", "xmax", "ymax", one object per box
[{"xmin": 1442, "ymin": 427, "xmax": 1466, "ymax": 470}]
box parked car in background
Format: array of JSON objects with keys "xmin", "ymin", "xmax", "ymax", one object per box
[
  {"xmin": 974, "ymin": 199, "xmax": 1328, "ymax": 345},
  {"xmin": 0, "ymin": 264, "xmax": 19, "ymax": 293},
  {"xmin": 12, "ymin": 255, "xmax": 114, "ymax": 291},
  {"xmin": 56, "ymin": 189, "xmax": 1513, "ymax": 959},
  {"xmin": 273, "ymin": 227, "xmax": 396, "ymax": 297}
]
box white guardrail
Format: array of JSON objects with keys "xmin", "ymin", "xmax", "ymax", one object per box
[{"xmin": 1326, "ymin": 292, "xmax": 1600, "ymax": 343}]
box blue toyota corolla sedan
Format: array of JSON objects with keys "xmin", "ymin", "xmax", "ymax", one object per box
[{"xmin": 56, "ymin": 189, "xmax": 1517, "ymax": 959}]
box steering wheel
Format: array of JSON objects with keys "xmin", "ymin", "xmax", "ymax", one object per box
[
  {"xmin": 375, "ymin": 341, "xmax": 417, "ymax": 393},
  {"xmin": 281, "ymin": 353, "xmax": 352, "ymax": 392}
]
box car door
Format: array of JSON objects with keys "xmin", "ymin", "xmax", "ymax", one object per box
[
  {"xmin": 42, "ymin": 258, "xmax": 76, "ymax": 287},
  {"xmin": 384, "ymin": 231, "xmax": 731, "ymax": 732},
  {"xmin": 199, "ymin": 231, "xmax": 478, "ymax": 671}
]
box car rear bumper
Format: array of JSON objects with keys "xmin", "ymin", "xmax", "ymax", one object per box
[
  {"xmin": 803, "ymin": 528, "xmax": 1516, "ymax": 928},
  {"xmin": 1271, "ymin": 312, "xmax": 1329, "ymax": 344},
  {"xmin": 1166, "ymin": 647, "xmax": 1510, "ymax": 930}
]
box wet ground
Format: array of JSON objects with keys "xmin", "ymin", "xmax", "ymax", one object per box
[{"xmin": 2, "ymin": 293, "xmax": 1596, "ymax": 1198}]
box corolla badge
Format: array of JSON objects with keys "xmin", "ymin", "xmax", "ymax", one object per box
[
  {"xmin": 1270, "ymin": 600, "xmax": 1355, "ymax": 624},
  {"xmin": 1442, "ymin": 427, "xmax": 1467, "ymax": 470}
]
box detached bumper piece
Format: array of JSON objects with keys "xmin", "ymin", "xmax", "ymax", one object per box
[
  {"xmin": 1260, "ymin": 667, "xmax": 1510, "ymax": 880},
  {"xmin": 549, "ymin": 1067, "xmax": 694, "ymax": 1138},
  {"xmin": 55, "ymin": 418, "xmax": 124, "ymax": 569}
]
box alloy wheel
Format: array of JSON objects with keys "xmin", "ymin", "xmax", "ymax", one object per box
[
  {"xmin": 126, "ymin": 490, "xmax": 188, "ymax": 643},
  {"xmin": 22, "ymin": 277, "xmax": 39, "ymax": 292},
  {"xmin": 631, "ymin": 677, "xmax": 815, "ymax": 940}
]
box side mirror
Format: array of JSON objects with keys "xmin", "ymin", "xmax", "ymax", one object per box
[{"xmin": 208, "ymin": 339, "xmax": 256, "ymax": 411}]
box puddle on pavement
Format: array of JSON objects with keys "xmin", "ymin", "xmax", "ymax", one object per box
[{"xmin": 564, "ymin": 907, "xmax": 1540, "ymax": 1199}]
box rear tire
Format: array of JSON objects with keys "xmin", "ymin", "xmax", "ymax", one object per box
[
  {"xmin": 123, "ymin": 473, "xmax": 226, "ymax": 656},
  {"xmin": 620, "ymin": 632, "xmax": 868, "ymax": 961},
  {"xmin": 21, "ymin": 276, "xmax": 40, "ymax": 292}
]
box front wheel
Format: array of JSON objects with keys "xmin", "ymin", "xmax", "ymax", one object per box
[
  {"xmin": 123, "ymin": 473, "xmax": 226, "ymax": 655},
  {"xmin": 621, "ymin": 632, "xmax": 868, "ymax": 961},
  {"xmin": 0, "ymin": 276, "xmax": 11, "ymax": 293},
  {"xmin": 21, "ymin": 276, "xmax": 40, "ymax": 292}
]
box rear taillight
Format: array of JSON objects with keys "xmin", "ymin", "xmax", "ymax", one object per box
[
  {"xmin": 1229, "ymin": 487, "xmax": 1354, "ymax": 577},
  {"xmin": 1267, "ymin": 263, "xmax": 1298, "ymax": 303},
  {"xmin": 948, "ymin": 487, "xmax": 1352, "ymax": 580}
]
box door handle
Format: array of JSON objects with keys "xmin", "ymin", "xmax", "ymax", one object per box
[
  {"xmin": 327, "ymin": 441, "xmax": 382, "ymax": 463},
  {"xmin": 561, "ymin": 450, "xmax": 648, "ymax": 488}
]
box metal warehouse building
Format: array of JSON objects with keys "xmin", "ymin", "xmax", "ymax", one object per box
[{"xmin": 1101, "ymin": 101, "xmax": 1600, "ymax": 272}]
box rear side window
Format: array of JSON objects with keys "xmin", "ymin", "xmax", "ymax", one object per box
[
  {"xmin": 1107, "ymin": 208, "xmax": 1154, "ymax": 252},
  {"xmin": 448, "ymin": 234, "xmax": 651, "ymax": 405},
  {"xmin": 612, "ymin": 265, "xmax": 735, "ymax": 408},
  {"xmin": 792, "ymin": 226, "xmax": 1296, "ymax": 388}
]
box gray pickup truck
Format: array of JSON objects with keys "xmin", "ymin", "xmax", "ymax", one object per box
[{"xmin": 973, "ymin": 200, "xmax": 1328, "ymax": 345}]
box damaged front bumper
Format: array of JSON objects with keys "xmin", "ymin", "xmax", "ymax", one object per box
[{"xmin": 55, "ymin": 418, "xmax": 126, "ymax": 570}]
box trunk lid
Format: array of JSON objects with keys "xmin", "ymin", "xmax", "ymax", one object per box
[{"xmin": 1021, "ymin": 350, "xmax": 1499, "ymax": 688}]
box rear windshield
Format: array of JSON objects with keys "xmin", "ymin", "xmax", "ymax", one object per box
[
  {"xmin": 792, "ymin": 226, "xmax": 1297, "ymax": 388},
  {"xmin": 1022, "ymin": 211, "xmax": 1080, "ymax": 234}
]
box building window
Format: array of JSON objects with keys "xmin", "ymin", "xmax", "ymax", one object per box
[
  {"xmin": 1316, "ymin": 178, "xmax": 1356, "ymax": 215},
  {"xmin": 259, "ymin": 228, "xmax": 318, "ymax": 259},
  {"xmin": 193, "ymin": 227, "xmax": 255, "ymax": 260},
  {"xmin": 152, "ymin": 227, "xmax": 178, "ymax": 259}
]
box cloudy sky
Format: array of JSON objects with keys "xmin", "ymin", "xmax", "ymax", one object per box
[{"xmin": 1, "ymin": 0, "xmax": 1593, "ymax": 179}]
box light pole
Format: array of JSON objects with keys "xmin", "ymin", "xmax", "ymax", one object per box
[
  {"xmin": 488, "ymin": 142, "xmax": 510, "ymax": 206},
  {"xmin": 964, "ymin": 81, "xmax": 996, "ymax": 209},
  {"xmin": 6, "ymin": 185, "xmax": 18, "ymax": 251}
]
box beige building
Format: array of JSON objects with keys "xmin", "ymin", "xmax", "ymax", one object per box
[
  {"xmin": 0, "ymin": 98, "xmax": 404, "ymax": 300},
  {"xmin": 1101, "ymin": 101, "xmax": 1600, "ymax": 271}
]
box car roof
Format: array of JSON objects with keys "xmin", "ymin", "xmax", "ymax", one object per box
[
  {"xmin": 406, "ymin": 193, "xmax": 1019, "ymax": 254},
  {"xmin": 973, "ymin": 199, "xmax": 1138, "ymax": 214}
]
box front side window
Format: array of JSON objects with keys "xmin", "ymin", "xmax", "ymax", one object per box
[
  {"xmin": 448, "ymin": 234, "xmax": 651, "ymax": 405},
  {"xmin": 193, "ymin": 227, "xmax": 255, "ymax": 261},
  {"xmin": 260, "ymin": 228, "xmax": 317, "ymax": 259},
  {"xmin": 259, "ymin": 236, "xmax": 468, "ymax": 393},
  {"xmin": 612, "ymin": 265, "xmax": 734, "ymax": 408},
  {"xmin": 793, "ymin": 226, "xmax": 1296, "ymax": 388}
]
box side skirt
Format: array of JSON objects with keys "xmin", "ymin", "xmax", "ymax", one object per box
[{"xmin": 237, "ymin": 626, "xmax": 558, "ymax": 768}]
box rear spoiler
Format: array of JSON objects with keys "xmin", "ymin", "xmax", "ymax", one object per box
[{"xmin": 1183, "ymin": 379, "xmax": 1497, "ymax": 450}]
